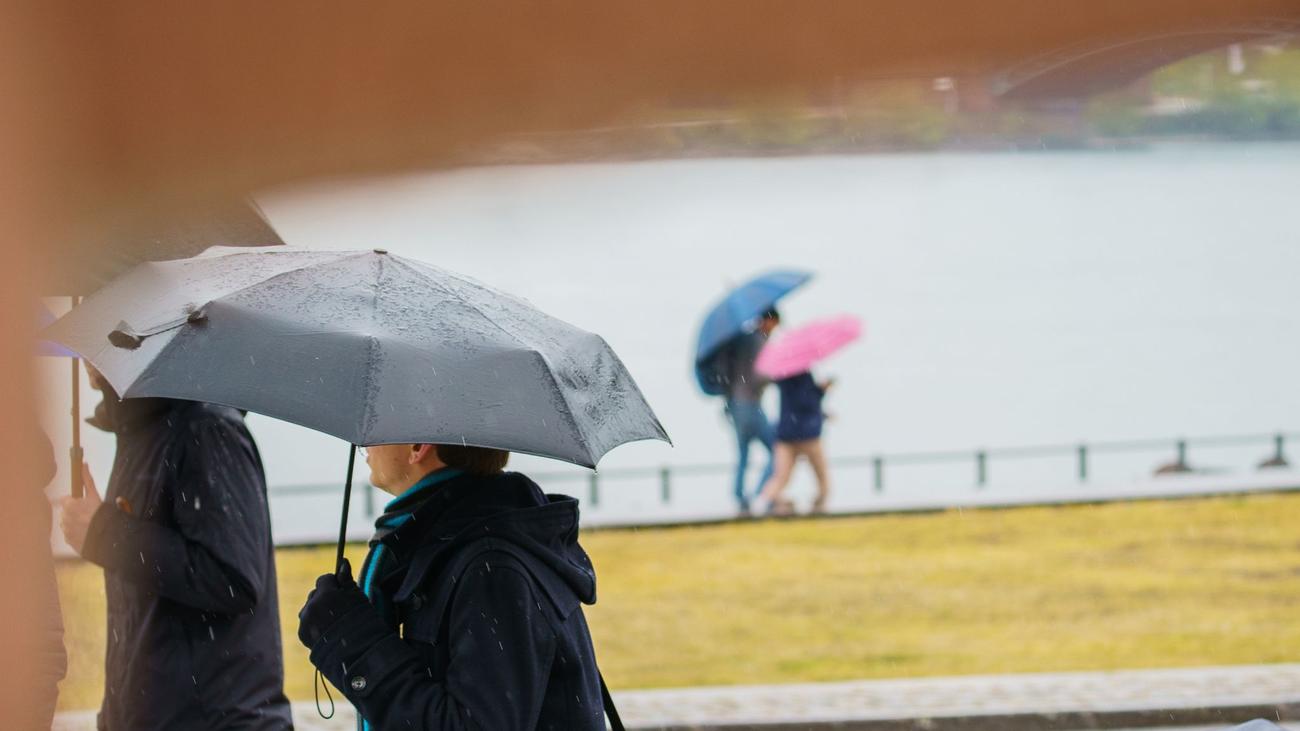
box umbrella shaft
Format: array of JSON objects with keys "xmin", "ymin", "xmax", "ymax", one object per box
[
  {"xmin": 70, "ymin": 295, "xmax": 83, "ymax": 499},
  {"xmin": 334, "ymin": 444, "xmax": 357, "ymax": 573}
]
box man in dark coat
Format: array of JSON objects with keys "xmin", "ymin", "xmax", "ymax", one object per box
[
  {"xmin": 713, "ymin": 308, "xmax": 780, "ymax": 515},
  {"xmin": 297, "ymin": 442, "xmax": 608, "ymax": 731},
  {"xmin": 58, "ymin": 375, "xmax": 292, "ymax": 731}
]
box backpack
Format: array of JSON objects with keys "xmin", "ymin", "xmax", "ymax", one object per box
[{"xmin": 695, "ymin": 347, "xmax": 731, "ymax": 396}]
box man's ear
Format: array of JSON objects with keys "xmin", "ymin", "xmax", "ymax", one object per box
[{"xmin": 409, "ymin": 443, "xmax": 434, "ymax": 465}]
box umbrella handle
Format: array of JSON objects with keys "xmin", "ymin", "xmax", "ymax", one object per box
[{"xmin": 334, "ymin": 444, "xmax": 357, "ymax": 574}]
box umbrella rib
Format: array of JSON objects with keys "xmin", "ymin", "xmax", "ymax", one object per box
[
  {"xmin": 388, "ymin": 256, "xmax": 534, "ymax": 349},
  {"xmin": 157, "ymin": 250, "xmax": 361, "ymax": 323},
  {"xmin": 586, "ymin": 333, "xmax": 672, "ymax": 453},
  {"xmin": 357, "ymin": 253, "xmax": 386, "ymax": 444},
  {"xmin": 359, "ymin": 334, "xmax": 381, "ymax": 445},
  {"xmin": 389, "ymin": 256, "xmax": 593, "ymax": 459},
  {"xmin": 527, "ymin": 348, "xmax": 593, "ymax": 464},
  {"xmin": 399, "ymin": 258, "xmax": 538, "ymax": 315}
]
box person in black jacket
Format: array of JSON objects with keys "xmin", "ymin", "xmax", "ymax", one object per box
[
  {"xmin": 298, "ymin": 442, "xmax": 608, "ymax": 731},
  {"xmin": 711, "ymin": 309, "xmax": 780, "ymax": 517},
  {"xmin": 58, "ymin": 371, "xmax": 292, "ymax": 731}
]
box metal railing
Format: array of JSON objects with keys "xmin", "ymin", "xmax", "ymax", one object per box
[
  {"xmin": 270, "ymin": 430, "xmax": 1298, "ymax": 515},
  {"xmin": 526, "ymin": 431, "xmax": 1299, "ymax": 508}
]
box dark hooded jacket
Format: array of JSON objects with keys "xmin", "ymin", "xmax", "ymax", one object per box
[
  {"xmin": 309, "ymin": 470, "xmax": 605, "ymax": 731},
  {"xmin": 80, "ymin": 396, "xmax": 292, "ymax": 731}
]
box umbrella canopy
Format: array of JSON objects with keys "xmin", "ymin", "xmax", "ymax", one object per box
[
  {"xmin": 44, "ymin": 198, "xmax": 284, "ymax": 296},
  {"xmin": 755, "ymin": 314, "xmax": 862, "ymax": 380},
  {"xmin": 694, "ymin": 270, "xmax": 812, "ymax": 393},
  {"xmin": 45, "ymin": 247, "xmax": 669, "ymax": 468},
  {"xmin": 36, "ymin": 304, "xmax": 76, "ymax": 358}
]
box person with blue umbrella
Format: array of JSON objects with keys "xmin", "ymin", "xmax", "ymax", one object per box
[{"xmin": 695, "ymin": 270, "xmax": 811, "ymax": 515}]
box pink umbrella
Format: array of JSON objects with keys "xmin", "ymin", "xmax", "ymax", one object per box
[{"xmin": 755, "ymin": 314, "xmax": 863, "ymax": 380}]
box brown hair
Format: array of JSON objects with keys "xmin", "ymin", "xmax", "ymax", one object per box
[{"xmin": 434, "ymin": 444, "xmax": 510, "ymax": 475}]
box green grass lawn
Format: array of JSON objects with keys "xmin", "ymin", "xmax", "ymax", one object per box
[{"xmin": 55, "ymin": 492, "xmax": 1300, "ymax": 711}]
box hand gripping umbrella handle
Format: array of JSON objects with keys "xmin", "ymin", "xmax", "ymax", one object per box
[{"xmin": 334, "ymin": 444, "xmax": 357, "ymax": 574}]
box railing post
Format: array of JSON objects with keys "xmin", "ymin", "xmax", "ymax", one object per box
[
  {"xmin": 1176, "ymin": 439, "xmax": 1188, "ymax": 469},
  {"xmin": 364, "ymin": 480, "xmax": 375, "ymax": 517},
  {"xmin": 1077, "ymin": 444, "xmax": 1088, "ymax": 483},
  {"xmin": 660, "ymin": 466, "xmax": 671, "ymax": 504},
  {"xmin": 975, "ymin": 450, "xmax": 987, "ymax": 488},
  {"xmin": 589, "ymin": 472, "xmax": 599, "ymax": 507},
  {"xmin": 1275, "ymin": 433, "xmax": 1286, "ymax": 463},
  {"xmin": 872, "ymin": 456, "xmax": 883, "ymax": 493}
]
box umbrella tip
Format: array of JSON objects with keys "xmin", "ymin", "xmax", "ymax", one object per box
[{"xmin": 373, "ymin": 248, "xmax": 388, "ymax": 255}]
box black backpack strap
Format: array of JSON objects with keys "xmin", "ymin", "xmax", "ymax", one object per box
[{"xmin": 600, "ymin": 671, "xmax": 624, "ymax": 731}]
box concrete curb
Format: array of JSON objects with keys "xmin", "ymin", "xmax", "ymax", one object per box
[
  {"xmin": 55, "ymin": 665, "xmax": 1300, "ymax": 731},
  {"xmin": 627, "ymin": 703, "xmax": 1299, "ymax": 730},
  {"xmin": 612, "ymin": 665, "xmax": 1300, "ymax": 731}
]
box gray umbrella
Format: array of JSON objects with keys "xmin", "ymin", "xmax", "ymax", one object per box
[{"xmin": 47, "ymin": 246, "xmax": 669, "ymax": 565}]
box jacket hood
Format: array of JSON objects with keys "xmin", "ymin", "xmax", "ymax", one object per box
[{"xmin": 384, "ymin": 471, "xmax": 597, "ymax": 607}]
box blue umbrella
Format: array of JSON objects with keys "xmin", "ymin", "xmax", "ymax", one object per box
[{"xmin": 693, "ymin": 269, "xmax": 812, "ymax": 394}]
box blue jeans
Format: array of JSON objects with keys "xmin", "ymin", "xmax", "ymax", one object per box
[{"xmin": 727, "ymin": 398, "xmax": 775, "ymax": 510}]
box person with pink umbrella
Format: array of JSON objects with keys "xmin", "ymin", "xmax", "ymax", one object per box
[{"xmin": 753, "ymin": 314, "xmax": 862, "ymax": 516}]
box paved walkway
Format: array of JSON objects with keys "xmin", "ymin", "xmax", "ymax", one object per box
[{"xmin": 54, "ymin": 664, "xmax": 1300, "ymax": 730}]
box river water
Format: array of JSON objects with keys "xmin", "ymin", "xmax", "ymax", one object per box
[{"xmin": 40, "ymin": 142, "xmax": 1300, "ymax": 541}]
